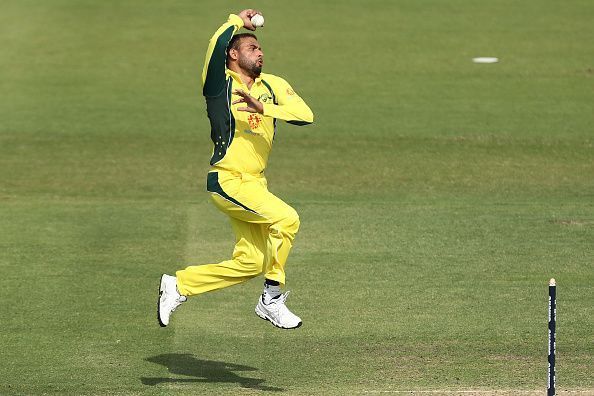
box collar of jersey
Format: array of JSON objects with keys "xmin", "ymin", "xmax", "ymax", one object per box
[{"xmin": 226, "ymin": 69, "xmax": 263, "ymax": 86}]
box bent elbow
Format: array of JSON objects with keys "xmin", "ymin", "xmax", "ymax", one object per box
[
  {"xmin": 293, "ymin": 107, "xmax": 314, "ymax": 125},
  {"xmin": 305, "ymin": 108, "xmax": 314, "ymax": 124},
  {"xmin": 285, "ymin": 104, "xmax": 314, "ymax": 126},
  {"xmin": 287, "ymin": 113, "xmax": 314, "ymax": 126}
]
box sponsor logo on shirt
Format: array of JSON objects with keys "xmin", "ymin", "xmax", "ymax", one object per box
[{"xmin": 248, "ymin": 113, "xmax": 262, "ymax": 130}]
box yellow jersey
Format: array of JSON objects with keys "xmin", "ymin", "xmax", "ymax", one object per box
[{"xmin": 201, "ymin": 14, "xmax": 314, "ymax": 175}]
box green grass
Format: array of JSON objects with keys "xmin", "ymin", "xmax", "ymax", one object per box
[{"xmin": 1, "ymin": 0, "xmax": 593, "ymax": 394}]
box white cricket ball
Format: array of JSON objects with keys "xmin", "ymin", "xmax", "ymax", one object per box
[{"xmin": 251, "ymin": 14, "xmax": 265, "ymax": 28}]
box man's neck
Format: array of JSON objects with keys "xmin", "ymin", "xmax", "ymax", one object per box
[
  {"xmin": 229, "ymin": 65, "xmax": 256, "ymax": 89},
  {"xmin": 241, "ymin": 74, "xmax": 256, "ymax": 89}
]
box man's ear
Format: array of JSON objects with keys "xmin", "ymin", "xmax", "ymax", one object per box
[{"xmin": 228, "ymin": 48, "xmax": 238, "ymax": 61}]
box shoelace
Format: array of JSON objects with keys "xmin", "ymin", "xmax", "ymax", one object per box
[
  {"xmin": 268, "ymin": 291, "xmax": 289, "ymax": 305},
  {"xmin": 171, "ymin": 296, "xmax": 187, "ymax": 312},
  {"xmin": 268, "ymin": 292, "xmax": 292, "ymax": 316}
]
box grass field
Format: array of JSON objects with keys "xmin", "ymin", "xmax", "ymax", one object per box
[{"xmin": 1, "ymin": 0, "xmax": 593, "ymax": 394}]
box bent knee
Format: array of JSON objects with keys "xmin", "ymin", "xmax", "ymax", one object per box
[
  {"xmin": 232, "ymin": 255, "xmax": 264, "ymax": 275},
  {"xmin": 289, "ymin": 212, "xmax": 300, "ymax": 233},
  {"xmin": 273, "ymin": 209, "xmax": 300, "ymax": 236}
]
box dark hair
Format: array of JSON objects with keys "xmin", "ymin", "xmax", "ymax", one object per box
[{"xmin": 226, "ymin": 33, "xmax": 258, "ymax": 65}]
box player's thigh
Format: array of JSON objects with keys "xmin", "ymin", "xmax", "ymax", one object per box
[
  {"xmin": 234, "ymin": 178, "xmax": 299, "ymax": 225},
  {"xmin": 208, "ymin": 172, "xmax": 268, "ymax": 223},
  {"xmin": 210, "ymin": 173, "xmax": 297, "ymax": 225}
]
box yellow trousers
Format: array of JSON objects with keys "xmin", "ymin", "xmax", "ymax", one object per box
[{"xmin": 176, "ymin": 170, "xmax": 300, "ymax": 296}]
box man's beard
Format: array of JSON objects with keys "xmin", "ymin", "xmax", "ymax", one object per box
[{"xmin": 238, "ymin": 55, "xmax": 262, "ymax": 79}]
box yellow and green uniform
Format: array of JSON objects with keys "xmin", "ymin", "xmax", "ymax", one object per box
[{"xmin": 176, "ymin": 14, "xmax": 313, "ymax": 296}]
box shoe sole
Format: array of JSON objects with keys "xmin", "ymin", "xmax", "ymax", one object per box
[
  {"xmin": 255, "ymin": 305, "xmax": 302, "ymax": 329},
  {"xmin": 157, "ymin": 275, "xmax": 167, "ymax": 327}
]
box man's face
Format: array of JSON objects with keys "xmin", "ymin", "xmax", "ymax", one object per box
[{"xmin": 236, "ymin": 37, "xmax": 264, "ymax": 78}]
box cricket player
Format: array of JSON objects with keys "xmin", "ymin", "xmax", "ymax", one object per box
[{"xmin": 157, "ymin": 9, "xmax": 314, "ymax": 329}]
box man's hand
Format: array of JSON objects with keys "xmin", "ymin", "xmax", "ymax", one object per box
[
  {"xmin": 237, "ymin": 9, "xmax": 262, "ymax": 31},
  {"xmin": 233, "ymin": 89, "xmax": 264, "ymax": 114}
]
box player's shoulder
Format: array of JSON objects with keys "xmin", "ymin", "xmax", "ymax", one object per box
[{"xmin": 259, "ymin": 73, "xmax": 291, "ymax": 88}]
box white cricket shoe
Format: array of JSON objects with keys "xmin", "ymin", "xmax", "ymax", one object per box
[
  {"xmin": 157, "ymin": 274, "xmax": 186, "ymax": 327},
  {"xmin": 255, "ymin": 291, "xmax": 302, "ymax": 329}
]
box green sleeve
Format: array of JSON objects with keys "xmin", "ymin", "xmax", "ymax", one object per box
[{"xmin": 202, "ymin": 14, "xmax": 243, "ymax": 97}]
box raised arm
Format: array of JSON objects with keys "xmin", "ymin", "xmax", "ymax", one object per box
[{"xmin": 202, "ymin": 10, "xmax": 259, "ymax": 97}]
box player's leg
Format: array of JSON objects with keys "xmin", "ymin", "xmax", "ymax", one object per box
[
  {"xmin": 158, "ymin": 214, "xmax": 267, "ymax": 327},
  {"xmin": 175, "ymin": 217, "xmax": 267, "ymax": 296},
  {"xmin": 209, "ymin": 172, "xmax": 302, "ymax": 329},
  {"xmin": 208, "ymin": 171, "xmax": 300, "ymax": 283},
  {"xmin": 158, "ymin": 171, "xmax": 301, "ymax": 328},
  {"xmin": 252, "ymin": 213, "xmax": 302, "ymax": 328}
]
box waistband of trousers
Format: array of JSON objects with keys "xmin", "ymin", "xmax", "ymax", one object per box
[{"xmin": 210, "ymin": 167, "xmax": 265, "ymax": 181}]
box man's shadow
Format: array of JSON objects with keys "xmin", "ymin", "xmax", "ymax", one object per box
[{"xmin": 141, "ymin": 353, "xmax": 285, "ymax": 392}]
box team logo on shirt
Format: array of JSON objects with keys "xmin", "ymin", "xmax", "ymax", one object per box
[
  {"xmin": 258, "ymin": 93, "xmax": 272, "ymax": 103},
  {"xmin": 248, "ymin": 113, "xmax": 262, "ymax": 130},
  {"xmin": 286, "ymin": 87, "xmax": 295, "ymax": 96}
]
